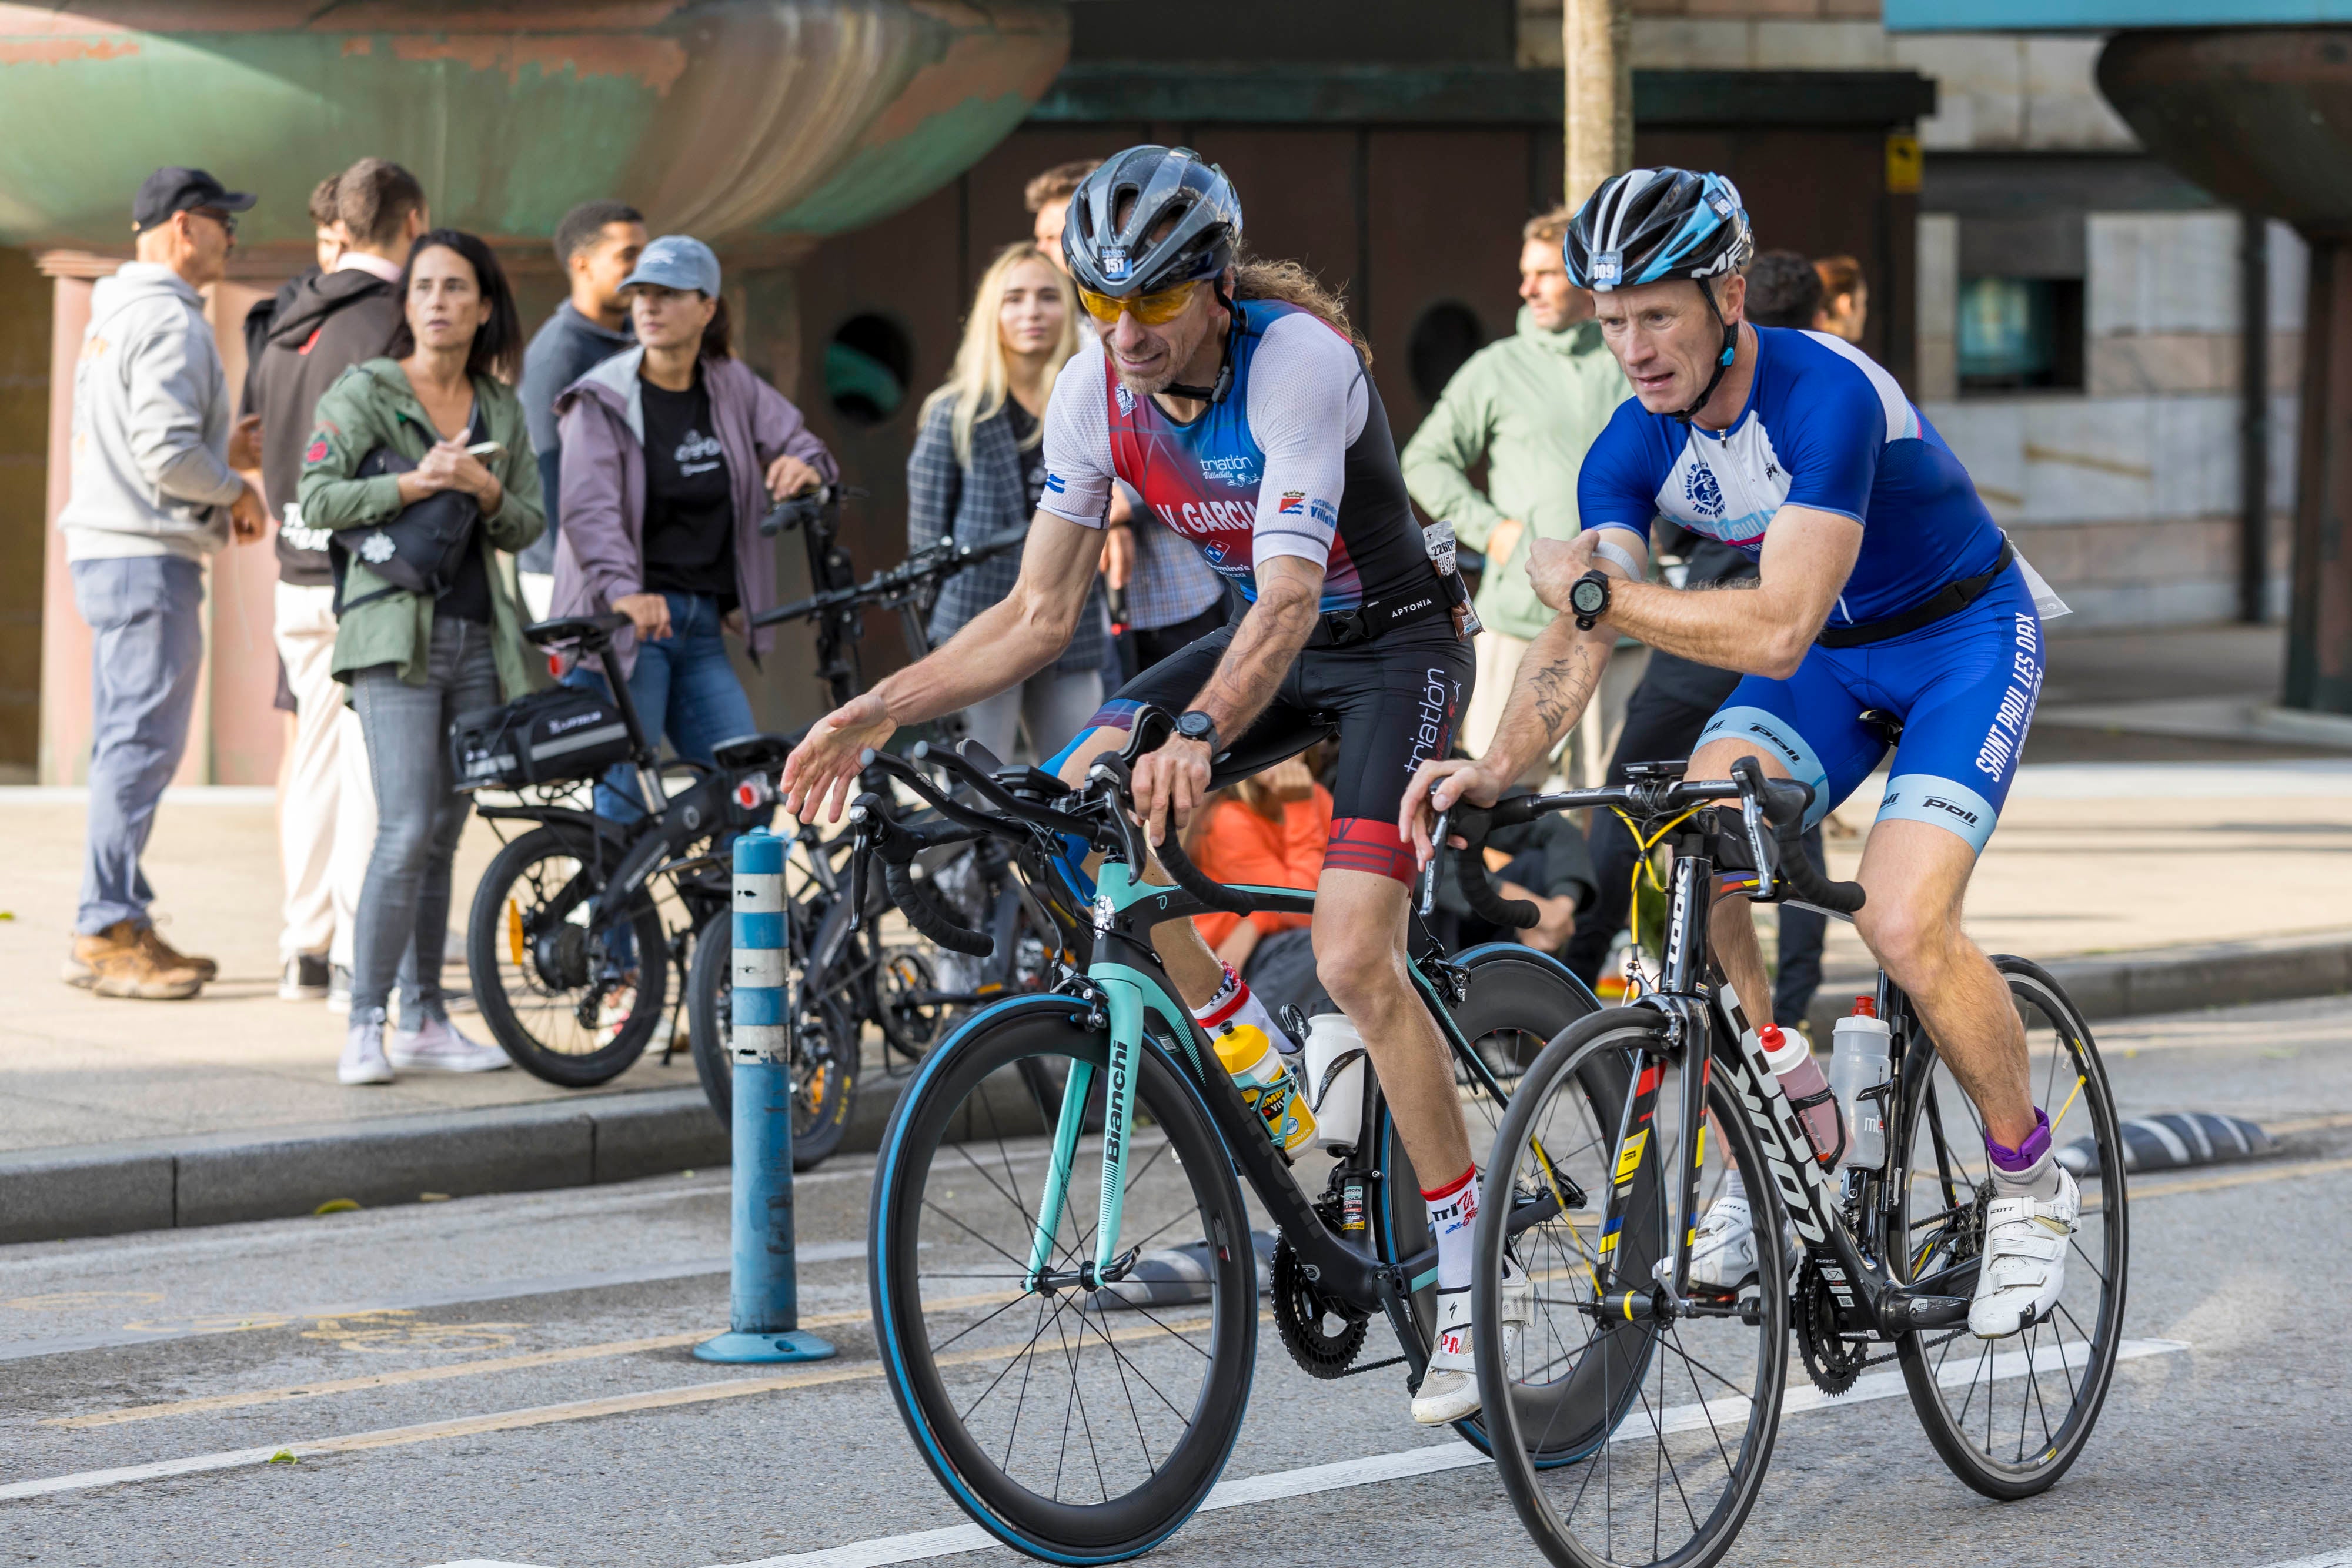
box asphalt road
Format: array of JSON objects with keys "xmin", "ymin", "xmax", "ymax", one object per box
[{"xmin": 5, "ymin": 994, "xmax": 2350, "ymax": 1568}]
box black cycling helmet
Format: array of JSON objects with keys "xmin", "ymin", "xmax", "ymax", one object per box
[
  {"xmin": 1565, "ymin": 168, "xmax": 1755, "ymax": 422},
  {"xmin": 1063, "ymin": 145, "xmax": 1242, "ymax": 299}
]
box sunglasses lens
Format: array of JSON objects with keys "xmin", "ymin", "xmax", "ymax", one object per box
[
  {"xmin": 1079, "ymin": 290, "xmax": 1124, "ymax": 325},
  {"xmin": 1079, "ymin": 282, "xmax": 1198, "ymax": 326}
]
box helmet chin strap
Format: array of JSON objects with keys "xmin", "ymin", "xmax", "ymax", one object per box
[
  {"xmin": 1163, "ymin": 283, "xmax": 1243, "ymax": 404},
  {"xmin": 1669, "ymin": 276, "xmax": 1740, "ymax": 426}
]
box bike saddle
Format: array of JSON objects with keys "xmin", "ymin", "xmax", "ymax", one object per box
[
  {"xmin": 1858, "ymin": 707, "xmax": 1905, "ymax": 745},
  {"xmin": 710, "ymin": 731, "xmax": 796, "ymax": 772},
  {"xmin": 523, "ymin": 611, "xmax": 632, "ymax": 648}
]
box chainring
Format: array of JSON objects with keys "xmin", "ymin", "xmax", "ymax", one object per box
[
  {"xmin": 1271, "ymin": 1236, "xmax": 1368, "ymax": 1381},
  {"xmin": 1793, "ymin": 1252, "xmax": 1872, "ymax": 1396},
  {"xmin": 877, "ymin": 947, "xmax": 944, "ymax": 1053}
]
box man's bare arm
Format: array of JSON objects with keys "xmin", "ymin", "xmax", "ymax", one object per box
[
  {"xmin": 1186, "ymin": 554, "xmax": 1324, "ymax": 740},
  {"xmin": 868, "ymin": 510, "xmax": 1102, "ymax": 725},
  {"xmin": 1579, "ymin": 508, "xmax": 1862, "ymax": 679}
]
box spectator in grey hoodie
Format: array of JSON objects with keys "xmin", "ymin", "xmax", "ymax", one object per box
[{"xmin": 59, "ymin": 166, "xmax": 270, "ymax": 1000}]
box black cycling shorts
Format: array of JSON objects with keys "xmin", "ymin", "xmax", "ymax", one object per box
[{"xmin": 1044, "ymin": 624, "xmax": 1474, "ymax": 884}]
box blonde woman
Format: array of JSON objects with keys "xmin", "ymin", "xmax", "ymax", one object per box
[{"xmin": 907, "ymin": 242, "xmax": 1110, "ymax": 762}]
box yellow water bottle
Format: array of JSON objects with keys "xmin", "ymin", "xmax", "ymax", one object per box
[{"xmin": 1211, "ymin": 1022, "xmax": 1317, "ymax": 1155}]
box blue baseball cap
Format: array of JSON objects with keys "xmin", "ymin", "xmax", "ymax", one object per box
[{"xmin": 620, "ymin": 234, "xmax": 720, "ymax": 297}]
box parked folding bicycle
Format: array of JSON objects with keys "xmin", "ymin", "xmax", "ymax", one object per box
[
  {"xmin": 853, "ymin": 708, "xmax": 1606, "ymax": 1563},
  {"xmin": 1454, "ymin": 754, "xmax": 2130, "ymax": 1568}
]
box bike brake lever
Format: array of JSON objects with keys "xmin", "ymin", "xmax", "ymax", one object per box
[{"xmin": 1738, "ymin": 790, "xmax": 1778, "ymax": 900}]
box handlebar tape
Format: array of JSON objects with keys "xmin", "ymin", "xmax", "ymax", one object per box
[
  {"xmin": 1772, "ymin": 820, "xmax": 1867, "ymax": 914},
  {"xmin": 1152, "ymin": 828, "xmax": 1255, "ymax": 917},
  {"xmin": 1448, "ymin": 805, "xmax": 1541, "ymax": 930},
  {"xmin": 882, "ymin": 859, "xmax": 994, "ymax": 957}
]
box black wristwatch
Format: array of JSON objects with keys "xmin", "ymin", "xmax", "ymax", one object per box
[
  {"xmin": 1568, "ymin": 569, "xmax": 1613, "ymax": 631},
  {"xmin": 1174, "ymin": 710, "xmax": 1221, "ymax": 754}
]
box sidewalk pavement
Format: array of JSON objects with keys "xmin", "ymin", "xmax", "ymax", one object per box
[{"xmin": 5, "ymin": 624, "xmax": 2350, "ymax": 1242}]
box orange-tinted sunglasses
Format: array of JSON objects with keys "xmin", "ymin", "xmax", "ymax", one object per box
[{"xmin": 1078, "ymin": 280, "xmax": 1201, "ymax": 327}]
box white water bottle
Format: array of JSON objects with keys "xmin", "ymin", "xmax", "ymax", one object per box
[
  {"xmin": 1302, "ymin": 1013, "xmax": 1368, "ymax": 1153},
  {"xmin": 1759, "ymin": 1022, "xmax": 1839, "ymax": 1166},
  {"xmin": 1827, "ymin": 997, "xmax": 1893, "ymax": 1172}
]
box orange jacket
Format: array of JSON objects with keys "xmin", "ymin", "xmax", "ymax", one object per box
[{"xmin": 1188, "ymin": 787, "xmax": 1333, "ymax": 948}]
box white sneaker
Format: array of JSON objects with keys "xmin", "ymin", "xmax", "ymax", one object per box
[
  {"xmin": 387, "ymin": 1015, "xmax": 511, "ymax": 1074},
  {"xmin": 339, "ymin": 1010, "xmax": 395, "ymax": 1085},
  {"xmin": 1969, "ymin": 1166, "xmax": 2079, "ymax": 1339},
  {"xmin": 1411, "ymin": 1272, "xmax": 1530, "ymax": 1426}
]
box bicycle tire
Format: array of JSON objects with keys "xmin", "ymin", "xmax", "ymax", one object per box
[
  {"xmin": 467, "ymin": 824, "xmax": 669, "ymax": 1087},
  {"xmin": 684, "ymin": 911, "xmax": 860, "ymax": 1171},
  {"xmin": 870, "ymin": 997, "xmax": 1255, "ymax": 1563},
  {"xmin": 1478, "ymin": 1007, "xmax": 1789, "ymax": 1568},
  {"xmin": 1893, "ymin": 955, "xmax": 2129, "ymax": 1500},
  {"xmin": 1372, "ymin": 946, "xmax": 1599, "ymax": 1452}
]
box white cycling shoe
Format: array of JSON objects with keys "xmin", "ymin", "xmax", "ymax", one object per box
[
  {"xmin": 1411, "ymin": 1272, "xmax": 1529, "ymax": 1426},
  {"xmin": 1967, "ymin": 1166, "xmax": 2080, "ymax": 1339},
  {"xmin": 1658, "ymin": 1189, "xmax": 1776, "ymax": 1293}
]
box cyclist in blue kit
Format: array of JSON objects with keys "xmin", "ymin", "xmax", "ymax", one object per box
[
  {"xmin": 784, "ymin": 146, "xmax": 1523, "ymax": 1422},
  {"xmin": 1405, "ymin": 168, "xmax": 2079, "ymax": 1340}
]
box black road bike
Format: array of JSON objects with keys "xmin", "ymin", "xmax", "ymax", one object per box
[
  {"xmin": 856, "ymin": 710, "xmax": 1607, "ymax": 1563},
  {"xmin": 1455, "ymin": 754, "xmax": 2130, "ymax": 1568}
]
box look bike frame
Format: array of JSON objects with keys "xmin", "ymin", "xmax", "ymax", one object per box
[{"xmin": 1480, "ymin": 763, "xmax": 1982, "ymax": 1341}]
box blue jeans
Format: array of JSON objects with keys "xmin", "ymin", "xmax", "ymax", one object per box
[
  {"xmin": 564, "ymin": 592, "xmax": 758, "ymax": 823},
  {"xmin": 72, "ymin": 556, "xmax": 205, "ymax": 935}
]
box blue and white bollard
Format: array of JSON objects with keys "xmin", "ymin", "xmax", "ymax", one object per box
[{"xmin": 695, "ymin": 828, "xmax": 837, "ymax": 1365}]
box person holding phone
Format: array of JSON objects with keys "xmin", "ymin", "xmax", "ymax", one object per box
[
  {"xmin": 550, "ymin": 234, "xmax": 837, "ymax": 820},
  {"xmin": 298, "ymin": 228, "xmax": 544, "ymax": 1085}
]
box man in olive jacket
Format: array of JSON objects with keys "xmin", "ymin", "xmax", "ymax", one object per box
[{"xmin": 1401, "ymin": 205, "xmax": 1626, "ymax": 757}]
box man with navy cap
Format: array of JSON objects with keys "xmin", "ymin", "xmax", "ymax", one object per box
[{"xmin": 58, "ymin": 166, "xmax": 270, "ymax": 1000}]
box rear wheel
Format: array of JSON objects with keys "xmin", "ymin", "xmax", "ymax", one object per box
[
  {"xmin": 684, "ymin": 911, "xmax": 859, "ymax": 1170},
  {"xmin": 870, "ymin": 1000, "xmax": 1255, "ymax": 1563},
  {"xmin": 1894, "ymin": 956, "xmax": 2129, "ymax": 1498},
  {"xmin": 467, "ymin": 824, "xmax": 668, "ymax": 1087}
]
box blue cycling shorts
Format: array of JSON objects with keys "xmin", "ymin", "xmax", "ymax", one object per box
[{"xmin": 1695, "ymin": 564, "xmax": 2043, "ymax": 855}]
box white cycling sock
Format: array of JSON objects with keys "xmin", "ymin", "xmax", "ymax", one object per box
[
  {"xmin": 1191, "ymin": 964, "xmax": 1299, "ymax": 1055},
  {"xmin": 1424, "ymin": 1166, "xmax": 1479, "ymax": 1292},
  {"xmin": 1721, "ymin": 1167, "xmax": 1746, "ymax": 1205},
  {"xmin": 1988, "ymin": 1109, "xmax": 2063, "ymax": 1202}
]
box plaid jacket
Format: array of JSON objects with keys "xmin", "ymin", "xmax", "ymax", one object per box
[{"xmin": 907, "ymin": 395, "xmax": 1107, "ymax": 675}]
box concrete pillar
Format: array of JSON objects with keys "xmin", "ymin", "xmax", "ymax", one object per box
[{"xmin": 2287, "ymin": 237, "xmax": 2352, "ymax": 714}]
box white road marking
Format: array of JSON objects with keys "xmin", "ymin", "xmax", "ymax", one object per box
[
  {"xmin": 2260, "ymin": 1554, "xmax": 2352, "ymax": 1568},
  {"xmin": 697, "ymin": 1339, "xmax": 2190, "ymax": 1568}
]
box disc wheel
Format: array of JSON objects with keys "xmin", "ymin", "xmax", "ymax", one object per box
[
  {"xmin": 467, "ymin": 825, "xmax": 668, "ymax": 1087},
  {"xmin": 870, "ymin": 998, "xmax": 1256, "ymax": 1563},
  {"xmin": 1893, "ymin": 955, "xmax": 2129, "ymax": 1499},
  {"xmin": 684, "ymin": 911, "xmax": 860, "ymax": 1170},
  {"xmin": 1476, "ymin": 1009, "xmax": 1788, "ymax": 1568}
]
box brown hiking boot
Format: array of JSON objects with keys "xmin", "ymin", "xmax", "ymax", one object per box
[
  {"xmin": 135, "ymin": 924, "xmax": 218, "ymax": 982},
  {"xmin": 65, "ymin": 921, "xmax": 203, "ymax": 1000}
]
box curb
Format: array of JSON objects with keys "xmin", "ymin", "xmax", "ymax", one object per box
[
  {"xmin": 0, "ymin": 1088, "xmax": 729, "ymax": 1246},
  {"xmin": 9, "ymin": 929, "xmax": 2347, "ymax": 1249},
  {"xmin": 1804, "ymin": 926, "xmax": 2352, "ymax": 1043}
]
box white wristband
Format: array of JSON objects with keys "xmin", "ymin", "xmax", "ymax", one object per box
[{"xmin": 1591, "ymin": 536, "xmax": 1643, "ymax": 579}]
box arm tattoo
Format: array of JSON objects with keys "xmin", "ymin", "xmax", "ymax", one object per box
[{"xmin": 1197, "ymin": 576, "xmax": 1318, "ymax": 737}]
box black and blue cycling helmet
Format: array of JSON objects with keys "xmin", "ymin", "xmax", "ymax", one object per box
[
  {"xmin": 1565, "ymin": 168, "xmax": 1755, "ymax": 421},
  {"xmin": 1063, "ymin": 145, "xmax": 1242, "ymax": 299}
]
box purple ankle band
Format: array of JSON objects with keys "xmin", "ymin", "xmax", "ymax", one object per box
[{"xmin": 1986, "ymin": 1108, "xmax": 2052, "ymax": 1172}]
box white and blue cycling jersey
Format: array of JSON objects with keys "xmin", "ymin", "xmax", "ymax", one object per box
[
  {"xmin": 1579, "ymin": 326, "xmax": 2047, "ymax": 855},
  {"xmin": 1576, "ymin": 325, "xmax": 2007, "ymax": 629}
]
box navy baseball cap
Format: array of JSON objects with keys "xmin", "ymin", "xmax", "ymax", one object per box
[
  {"xmin": 620, "ymin": 235, "xmax": 721, "ymax": 297},
  {"xmin": 132, "ymin": 167, "xmax": 256, "ymax": 232}
]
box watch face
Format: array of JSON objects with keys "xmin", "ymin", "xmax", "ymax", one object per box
[
  {"xmin": 1178, "ymin": 713, "xmax": 1210, "ymax": 739},
  {"xmin": 1571, "ymin": 578, "xmax": 1607, "ymax": 614}
]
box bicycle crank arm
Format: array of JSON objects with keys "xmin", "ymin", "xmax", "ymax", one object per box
[{"xmin": 1876, "ymin": 1287, "xmax": 1972, "ymax": 1332}]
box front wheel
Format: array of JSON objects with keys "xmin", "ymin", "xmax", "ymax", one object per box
[
  {"xmin": 1894, "ymin": 955, "xmax": 2129, "ymax": 1499},
  {"xmin": 870, "ymin": 999, "xmax": 1256, "ymax": 1563},
  {"xmin": 685, "ymin": 911, "xmax": 858, "ymax": 1171},
  {"xmin": 467, "ymin": 825, "xmax": 669, "ymax": 1087},
  {"xmin": 1477, "ymin": 1008, "xmax": 1789, "ymax": 1568}
]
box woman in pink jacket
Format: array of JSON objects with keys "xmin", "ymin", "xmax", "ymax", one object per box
[{"xmin": 549, "ymin": 235, "xmax": 837, "ymax": 818}]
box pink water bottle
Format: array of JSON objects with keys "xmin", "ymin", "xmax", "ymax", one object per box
[{"xmin": 1759, "ymin": 1023, "xmax": 1840, "ymax": 1165}]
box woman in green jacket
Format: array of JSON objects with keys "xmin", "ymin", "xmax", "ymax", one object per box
[{"xmin": 298, "ymin": 228, "xmax": 544, "ymax": 1085}]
